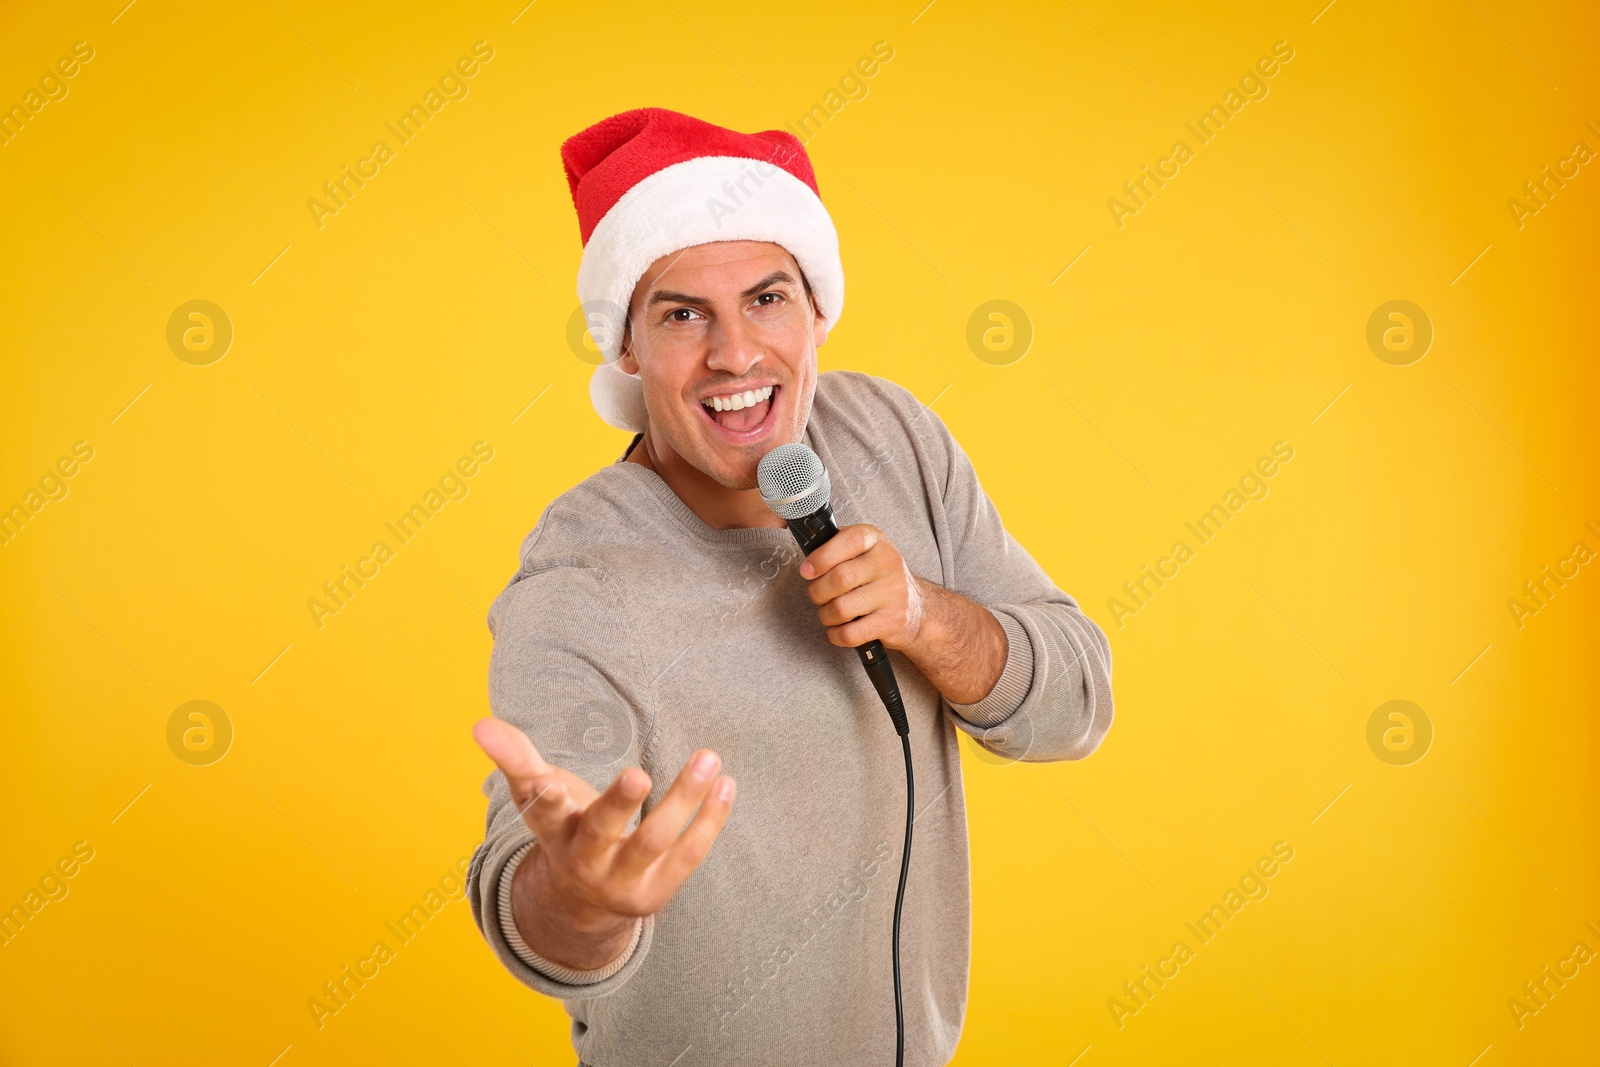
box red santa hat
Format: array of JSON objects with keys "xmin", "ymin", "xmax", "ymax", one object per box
[{"xmin": 561, "ymin": 108, "xmax": 844, "ymax": 431}]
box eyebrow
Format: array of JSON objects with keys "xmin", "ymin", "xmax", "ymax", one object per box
[{"xmin": 644, "ymin": 270, "xmax": 798, "ymax": 309}]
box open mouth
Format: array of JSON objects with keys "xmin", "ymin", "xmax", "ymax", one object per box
[{"xmin": 698, "ymin": 384, "xmax": 778, "ymax": 439}]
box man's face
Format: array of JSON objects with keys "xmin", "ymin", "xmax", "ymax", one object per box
[{"xmin": 619, "ymin": 240, "xmax": 826, "ymax": 490}]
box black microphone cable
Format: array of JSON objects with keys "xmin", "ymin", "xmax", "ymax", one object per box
[
  {"xmin": 887, "ymin": 685, "xmax": 913, "ymax": 1067},
  {"xmin": 758, "ymin": 443, "xmax": 914, "ymax": 1067}
]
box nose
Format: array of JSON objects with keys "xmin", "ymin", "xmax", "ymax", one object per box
[{"xmin": 705, "ymin": 311, "xmax": 764, "ymax": 377}]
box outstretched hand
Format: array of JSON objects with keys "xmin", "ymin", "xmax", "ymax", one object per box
[{"xmin": 472, "ymin": 718, "xmax": 736, "ymax": 921}]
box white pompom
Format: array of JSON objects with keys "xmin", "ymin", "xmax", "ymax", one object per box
[{"xmin": 589, "ymin": 360, "xmax": 648, "ymax": 432}]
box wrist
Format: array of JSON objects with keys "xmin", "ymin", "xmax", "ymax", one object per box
[
  {"xmin": 903, "ymin": 576, "xmax": 946, "ymax": 654},
  {"xmin": 511, "ymin": 842, "xmax": 636, "ymax": 968},
  {"xmin": 501, "ymin": 843, "xmax": 644, "ymax": 981},
  {"xmin": 903, "ymin": 581, "xmax": 1008, "ymax": 705},
  {"xmin": 905, "ymin": 577, "xmax": 970, "ymax": 663}
]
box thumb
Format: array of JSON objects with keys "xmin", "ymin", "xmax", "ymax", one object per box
[
  {"xmin": 473, "ymin": 718, "xmax": 600, "ymax": 820},
  {"xmin": 472, "ymin": 718, "xmax": 548, "ymax": 786}
]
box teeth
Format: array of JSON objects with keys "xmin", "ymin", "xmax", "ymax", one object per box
[{"xmin": 702, "ymin": 385, "xmax": 773, "ymax": 413}]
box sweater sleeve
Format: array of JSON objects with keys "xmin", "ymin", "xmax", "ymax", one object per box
[
  {"xmin": 495, "ymin": 842, "xmax": 646, "ymax": 984},
  {"xmin": 466, "ymin": 551, "xmax": 658, "ymax": 1000},
  {"xmin": 899, "ymin": 386, "xmax": 1114, "ymax": 764}
]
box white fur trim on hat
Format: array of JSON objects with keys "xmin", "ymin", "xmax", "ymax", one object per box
[
  {"xmin": 589, "ymin": 359, "xmax": 649, "ymax": 434},
  {"xmin": 577, "ymin": 155, "xmax": 843, "ymax": 432}
]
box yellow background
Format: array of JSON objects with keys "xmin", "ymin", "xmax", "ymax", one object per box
[{"xmin": 2, "ymin": 0, "xmax": 1596, "ymax": 1064}]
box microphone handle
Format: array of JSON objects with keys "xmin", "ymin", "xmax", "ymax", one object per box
[{"xmin": 785, "ymin": 504, "xmax": 910, "ymax": 737}]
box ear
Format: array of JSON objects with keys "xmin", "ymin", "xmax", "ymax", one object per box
[
  {"xmin": 812, "ymin": 305, "xmax": 829, "ymax": 349},
  {"xmin": 618, "ymin": 322, "xmax": 640, "ymax": 375}
]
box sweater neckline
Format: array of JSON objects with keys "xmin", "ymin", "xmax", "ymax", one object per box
[{"xmin": 606, "ymin": 445, "xmax": 808, "ymax": 547}]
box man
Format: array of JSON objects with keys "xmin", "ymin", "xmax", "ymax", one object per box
[{"xmin": 467, "ymin": 108, "xmax": 1114, "ymax": 1067}]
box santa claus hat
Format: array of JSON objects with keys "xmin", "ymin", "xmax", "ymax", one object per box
[{"xmin": 561, "ymin": 108, "xmax": 844, "ymax": 431}]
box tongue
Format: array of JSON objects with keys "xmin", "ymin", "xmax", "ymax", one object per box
[{"xmin": 716, "ymin": 397, "xmax": 770, "ymax": 432}]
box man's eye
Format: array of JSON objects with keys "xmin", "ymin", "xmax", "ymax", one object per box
[
  {"xmin": 755, "ymin": 292, "xmax": 783, "ymax": 306},
  {"xmin": 668, "ymin": 308, "xmax": 698, "ymax": 322}
]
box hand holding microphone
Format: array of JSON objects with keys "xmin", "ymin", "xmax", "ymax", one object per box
[
  {"xmin": 761, "ymin": 443, "xmax": 1010, "ymax": 709},
  {"xmin": 759, "ymin": 443, "xmax": 913, "ymax": 736},
  {"xmin": 798, "ymin": 522, "xmax": 927, "ymax": 650}
]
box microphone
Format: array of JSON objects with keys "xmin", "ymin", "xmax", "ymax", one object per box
[
  {"xmin": 758, "ymin": 440, "xmax": 914, "ymax": 1067},
  {"xmin": 757, "ymin": 443, "xmax": 908, "ymax": 736}
]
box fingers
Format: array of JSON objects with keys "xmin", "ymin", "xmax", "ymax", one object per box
[
  {"xmin": 571, "ymin": 766, "xmax": 652, "ymax": 863},
  {"xmin": 472, "ymin": 717, "xmax": 551, "ymax": 792},
  {"xmin": 828, "ymin": 581, "xmax": 927, "ymax": 648},
  {"xmin": 799, "ymin": 524, "xmax": 880, "ymax": 581},
  {"xmin": 815, "ymin": 576, "xmax": 887, "ymax": 627},
  {"xmin": 656, "ymin": 774, "xmax": 737, "ymax": 888},
  {"xmin": 520, "ymin": 778, "xmax": 577, "ymax": 837},
  {"xmin": 807, "ymin": 555, "xmax": 871, "ymax": 608},
  {"xmin": 614, "ymin": 749, "xmax": 724, "ymax": 880},
  {"xmin": 473, "ymin": 718, "xmax": 576, "ymax": 836},
  {"xmin": 826, "ymin": 612, "xmax": 885, "ymax": 648},
  {"xmin": 475, "ymin": 722, "xmax": 738, "ymax": 907}
]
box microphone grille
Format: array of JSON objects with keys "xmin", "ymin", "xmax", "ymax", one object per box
[{"xmin": 757, "ymin": 443, "xmax": 830, "ymax": 520}]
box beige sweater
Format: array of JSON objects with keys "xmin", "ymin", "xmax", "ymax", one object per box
[{"xmin": 467, "ymin": 370, "xmax": 1114, "ymax": 1066}]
